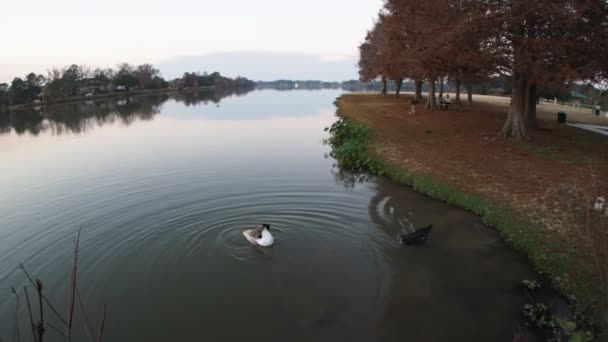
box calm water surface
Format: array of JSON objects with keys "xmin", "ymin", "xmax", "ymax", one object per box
[{"xmin": 1, "ymin": 90, "xmax": 536, "ymax": 341}]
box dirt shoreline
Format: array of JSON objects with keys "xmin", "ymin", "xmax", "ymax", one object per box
[{"xmin": 336, "ymin": 93, "xmax": 608, "ymax": 323}]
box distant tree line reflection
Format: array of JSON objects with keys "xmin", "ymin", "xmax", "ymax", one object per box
[
  {"xmin": 173, "ymin": 86, "xmax": 253, "ymax": 107},
  {"xmin": 0, "ymin": 87, "xmax": 254, "ymax": 136}
]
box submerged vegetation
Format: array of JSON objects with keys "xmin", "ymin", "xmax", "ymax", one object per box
[{"xmin": 520, "ymin": 280, "xmax": 597, "ymax": 341}]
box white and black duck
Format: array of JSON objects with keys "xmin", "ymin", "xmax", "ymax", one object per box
[{"xmin": 242, "ymin": 224, "xmax": 274, "ymax": 247}]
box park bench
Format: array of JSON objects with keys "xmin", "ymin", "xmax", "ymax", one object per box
[{"xmin": 437, "ymin": 97, "xmax": 451, "ymax": 110}]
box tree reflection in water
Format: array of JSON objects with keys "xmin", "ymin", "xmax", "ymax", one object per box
[
  {"xmin": 173, "ymin": 86, "xmax": 253, "ymax": 107},
  {"xmin": 367, "ymin": 177, "xmax": 416, "ymax": 237},
  {"xmin": 0, "ymin": 87, "xmax": 254, "ymax": 136},
  {"xmin": 332, "ymin": 168, "xmax": 415, "ymax": 238}
]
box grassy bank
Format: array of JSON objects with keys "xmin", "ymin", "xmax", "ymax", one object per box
[{"xmin": 333, "ymin": 94, "xmax": 608, "ymax": 331}]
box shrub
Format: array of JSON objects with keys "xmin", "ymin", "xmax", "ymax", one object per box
[{"xmin": 325, "ymin": 118, "xmax": 385, "ymax": 175}]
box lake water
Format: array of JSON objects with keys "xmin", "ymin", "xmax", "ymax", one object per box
[{"xmin": 0, "ymin": 89, "xmax": 537, "ymax": 341}]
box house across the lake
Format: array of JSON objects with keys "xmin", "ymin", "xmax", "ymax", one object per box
[{"xmin": 78, "ymin": 78, "xmax": 112, "ymax": 95}]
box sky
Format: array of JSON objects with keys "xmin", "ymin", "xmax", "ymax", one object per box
[{"xmin": 0, "ymin": 0, "xmax": 384, "ymax": 83}]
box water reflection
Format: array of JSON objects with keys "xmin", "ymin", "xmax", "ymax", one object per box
[
  {"xmin": 0, "ymin": 112, "xmax": 8, "ymax": 134},
  {"xmin": 173, "ymin": 87, "xmax": 253, "ymax": 107},
  {"xmin": 0, "ymin": 88, "xmax": 544, "ymax": 341},
  {"xmin": 365, "ymin": 177, "xmax": 538, "ymax": 340},
  {"xmin": 1, "ymin": 110, "xmax": 45, "ymax": 135},
  {"xmin": 368, "ymin": 177, "xmax": 416, "ymax": 237},
  {"xmin": 0, "ymin": 88, "xmax": 254, "ymax": 136},
  {"xmin": 331, "ymin": 168, "xmax": 374, "ymax": 189}
]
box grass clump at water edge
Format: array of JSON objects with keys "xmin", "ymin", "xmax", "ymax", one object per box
[{"xmin": 325, "ymin": 118, "xmax": 386, "ymax": 175}]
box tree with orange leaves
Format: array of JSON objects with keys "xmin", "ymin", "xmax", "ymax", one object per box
[{"xmin": 360, "ymin": 0, "xmax": 608, "ymax": 139}]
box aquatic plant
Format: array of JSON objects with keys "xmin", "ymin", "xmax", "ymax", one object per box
[
  {"xmin": 560, "ymin": 320, "xmax": 595, "ymax": 342},
  {"xmin": 522, "ymin": 279, "xmax": 542, "ymax": 291},
  {"xmin": 521, "ymin": 300, "xmax": 597, "ymax": 341},
  {"xmin": 325, "ymin": 118, "xmax": 385, "ymax": 175},
  {"xmin": 523, "ymin": 303, "xmax": 553, "ymax": 329}
]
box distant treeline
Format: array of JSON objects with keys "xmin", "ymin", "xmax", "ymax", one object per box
[
  {"xmin": 0, "ymin": 86, "xmax": 255, "ymax": 136},
  {"xmin": 0, "ymin": 63, "xmax": 256, "ymax": 108},
  {"xmin": 256, "ymin": 78, "xmax": 511, "ymax": 95},
  {"xmin": 256, "ymin": 80, "xmax": 342, "ymax": 90},
  {"xmin": 176, "ymin": 72, "xmax": 255, "ymax": 90},
  {"xmin": 343, "ymin": 78, "xmax": 608, "ymax": 107}
]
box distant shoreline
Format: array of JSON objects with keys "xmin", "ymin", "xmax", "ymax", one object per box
[{"xmin": 5, "ymin": 86, "xmax": 218, "ymax": 111}]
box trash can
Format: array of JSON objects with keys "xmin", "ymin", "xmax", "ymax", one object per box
[
  {"xmin": 594, "ymin": 107, "xmax": 601, "ymax": 116},
  {"xmin": 557, "ymin": 111, "xmax": 567, "ymax": 123}
]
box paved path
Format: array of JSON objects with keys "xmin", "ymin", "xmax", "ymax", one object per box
[{"xmin": 567, "ymin": 123, "xmax": 608, "ymax": 136}]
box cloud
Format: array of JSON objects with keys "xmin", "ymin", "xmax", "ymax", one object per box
[
  {"xmin": 157, "ymin": 51, "xmax": 358, "ymax": 81},
  {"xmin": 0, "ymin": 51, "xmax": 361, "ymax": 84},
  {"xmin": 319, "ymin": 54, "xmax": 356, "ymax": 62}
]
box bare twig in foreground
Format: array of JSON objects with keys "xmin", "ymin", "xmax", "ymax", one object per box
[
  {"xmin": 76, "ymin": 287, "xmax": 94, "ymax": 342},
  {"xmin": 11, "ymin": 288, "xmax": 20, "ymax": 342},
  {"xmin": 10, "ymin": 228, "xmax": 107, "ymax": 342},
  {"xmin": 66, "ymin": 227, "xmax": 81, "ymax": 342},
  {"xmin": 96, "ymin": 305, "xmax": 106, "ymax": 342},
  {"xmin": 23, "ymin": 287, "xmax": 37, "ymax": 342},
  {"xmin": 45, "ymin": 323, "xmax": 66, "ymax": 339},
  {"xmin": 35, "ymin": 280, "xmax": 44, "ymax": 342},
  {"xmin": 19, "ymin": 263, "xmax": 67, "ymax": 326}
]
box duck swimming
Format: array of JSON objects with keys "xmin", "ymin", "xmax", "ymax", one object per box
[
  {"xmin": 243, "ymin": 224, "xmax": 274, "ymax": 247},
  {"xmin": 397, "ymin": 224, "xmax": 432, "ymax": 245}
]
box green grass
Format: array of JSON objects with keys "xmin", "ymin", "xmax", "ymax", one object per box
[
  {"xmin": 516, "ymin": 124, "xmax": 606, "ymax": 165},
  {"xmin": 523, "ymin": 144, "xmax": 561, "ymax": 160}
]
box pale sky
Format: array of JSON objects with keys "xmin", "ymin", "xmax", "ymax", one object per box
[{"xmin": 1, "ymin": 0, "xmax": 383, "ymax": 82}]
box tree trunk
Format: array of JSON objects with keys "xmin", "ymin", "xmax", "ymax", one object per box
[
  {"xmin": 426, "ymin": 79, "xmax": 437, "ymax": 109},
  {"xmin": 439, "ymin": 76, "xmax": 444, "ymax": 98},
  {"xmin": 524, "ymin": 82, "xmax": 537, "ymax": 129},
  {"xmin": 466, "ymin": 83, "xmax": 473, "ymax": 106},
  {"xmin": 454, "ymin": 79, "xmax": 461, "ymax": 104},
  {"xmin": 501, "ymin": 77, "xmax": 527, "ymax": 139},
  {"xmin": 395, "ymin": 79, "xmax": 403, "ymax": 97},
  {"xmin": 381, "ymin": 77, "xmax": 387, "ymax": 96},
  {"xmin": 414, "ymin": 79, "xmax": 423, "ymax": 102}
]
